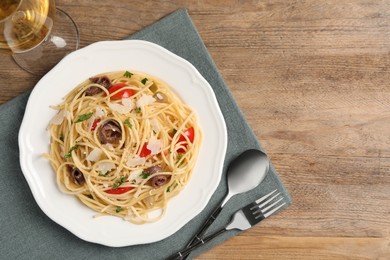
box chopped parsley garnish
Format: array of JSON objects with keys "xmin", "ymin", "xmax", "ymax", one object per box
[
  {"xmin": 123, "ymin": 71, "xmax": 133, "ymax": 78},
  {"xmin": 153, "ymin": 130, "xmax": 156, "ymax": 134},
  {"xmin": 136, "ymin": 107, "xmax": 142, "ymax": 113},
  {"xmin": 116, "ymin": 206, "xmax": 123, "ymax": 213},
  {"xmin": 132, "ymin": 179, "xmax": 137, "ymax": 184},
  {"xmin": 64, "ymin": 144, "xmax": 79, "ymax": 159},
  {"xmin": 113, "ymin": 176, "xmax": 127, "ymax": 189},
  {"xmin": 167, "ymin": 183, "xmax": 178, "ymax": 193},
  {"xmin": 75, "ymin": 112, "xmax": 93, "ymax": 123},
  {"xmin": 141, "ymin": 78, "xmax": 148, "ymax": 84},
  {"xmin": 139, "ymin": 171, "xmax": 148, "ymax": 179},
  {"xmin": 59, "ymin": 134, "xmax": 64, "ymax": 142},
  {"xmin": 124, "ymin": 118, "xmax": 133, "ymax": 128}
]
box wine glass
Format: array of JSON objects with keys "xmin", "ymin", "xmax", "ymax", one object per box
[{"xmin": 0, "ymin": 0, "xmax": 79, "ymax": 75}]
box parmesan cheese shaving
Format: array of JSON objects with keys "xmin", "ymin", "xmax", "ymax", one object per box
[
  {"xmin": 136, "ymin": 94, "xmax": 156, "ymax": 108},
  {"xmin": 96, "ymin": 162, "xmax": 116, "ymax": 173},
  {"xmin": 150, "ymin": 118, "xmax": 160, "ymax": 133},
  {"xmin": 126, "ymin": 155, "xmax": 146, "ymax": 167},
  {"xmin": 147, "ymin": 136, "xmax": 162, "ymax": 155},
  {"xmin": 49, "ymin": 109, "xmax": 68, "ymax": 125},
  {"xmin": 108, "ymin": 102, "xmax": 133, "ymax": 115},
  {"xmin": 103, "ymin": 143, "xmax": 114, "ymax": 151},
  {"xmin": 86, "ymin": 147, "xmax": 102, "ymax": 161},
  {"xmin": 122, "ymin": 97, "xmax": 135, "ymax": 109},
  {"xmin": 95, "ymin": 106, "xmax": 105, "ymax": 118},
  {"xmin": 127, "ymin": 169, "xmax": 143, "ymax": 184}
]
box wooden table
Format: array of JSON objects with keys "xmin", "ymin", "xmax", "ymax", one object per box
[{"xmin": 1, "ymin": 1, "xmax": 389, "ymax": 259}]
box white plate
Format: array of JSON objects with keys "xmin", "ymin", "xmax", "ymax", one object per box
[{"xmin": 18, "ymin": 40, "xmax": 227, "ymax": 247}]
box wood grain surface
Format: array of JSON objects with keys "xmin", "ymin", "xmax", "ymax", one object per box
[{"xmin": 1, "ymin": 1, "xmax": 389, "ymax": 259}]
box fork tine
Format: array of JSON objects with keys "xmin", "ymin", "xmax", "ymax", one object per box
[
  {"xmin": 249, "ymin": 189, "xmax": 277, "ymax": 210},
  {"xmin": 258, "ymin": 192, "xmax": 281, "ymax": 209},
  {"xmin": 254, "ymin": 197, "xmax": 285, "ymax": 217},
  {"xmin": 261, "ymin": 201, "xmax": 286, "ymax": 218},
  {"xmin": 252, "ymin": 193, "xmax": 285, "ymax": 217},
  {"xmin": 240, "ymin": 191, "xmax": 286, "ymax": 227}
]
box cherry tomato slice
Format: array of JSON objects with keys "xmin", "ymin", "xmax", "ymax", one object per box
[
  {"xmin": 177, "ymin": 127, "xmax": 195, "ymax": 152},
  {"xmin": 105, "ymin": 187, "xmax": 132, "ymax": 194},
  {"xmin": 139, "ymin": 143, "xmax": 151, "ymax": 157},
  {"xmin": 109, "ymin": 83, "xmax": 135, "ymax": 100},
  {"xmin": 90, "ymin": 119, "xmax": 101, "ymax": 131}
]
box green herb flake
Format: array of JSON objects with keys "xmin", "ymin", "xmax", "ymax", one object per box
[
  {"xmin": 75, "ymin": 112, "xmax": 94, "ymax": 123},
  {"xmin": 113, "ymin": 176, "xmax": 127, "ymax": 189},
  {"xmin": 166, "ymin": 186, "xmax": 171, "ymax": 192},
  {"xmin": 123, "ymin": 71, "xmax": 133, "ymax": 78},
  {"xmin": 124, "ymin": 118, "xmax": 133, "ymax": 128},
  {"xmin": 139, "ymin": 172, "xmax": 148, "ymax": 179},
  {"xmin": 132, "ymin": 179, "xmax": 137, "ymax": 184},
  {"xmin": 64, "ymin": 144, "xmax": 79, "ymax": 159},
  {"xmin": 116, "ymin": 206, "xmax": 123, "ymax": 213},
  {"xmin": 136, "ymin": 107, "xmax": 142, "ymax": 113},
  {"xmin": 141, "ymin": 78, "xmax": 148, "ymax": 84}
]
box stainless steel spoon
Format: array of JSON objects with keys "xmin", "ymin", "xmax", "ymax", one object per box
[{"xmin": 185, "ymin": 149, "xmax": 270, "ymax": 248}]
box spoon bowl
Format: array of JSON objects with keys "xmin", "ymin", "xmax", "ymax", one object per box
[{"xmin": 221, "ymin": 149, "xmax": 269, "ymax": 206}]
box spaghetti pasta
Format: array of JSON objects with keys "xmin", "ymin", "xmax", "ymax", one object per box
[{"xmin": 45, "ymin": 70, "xmax": 202, "ymax": 224}]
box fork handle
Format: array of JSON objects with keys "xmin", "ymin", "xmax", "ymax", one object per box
[
  {"xmin": 166, "ymin": 228, "xmax": 227, "ymax": 260},
  {"xmin": 184, "ymin": 205, "xmax": 223, "ymax": 248}
]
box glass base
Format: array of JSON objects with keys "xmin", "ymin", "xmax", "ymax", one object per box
[{"xmin": 12, "ymin": 8, "xmax": 80, "ymax": 76}]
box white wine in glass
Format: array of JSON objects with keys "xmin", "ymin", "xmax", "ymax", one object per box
[{"xmin": 0, "ymin": 0, "xmax": 79, "ymax": 75}]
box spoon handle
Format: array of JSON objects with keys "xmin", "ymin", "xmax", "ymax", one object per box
[
  {"xmin": 168, "ymin": 228, "xmax": 227, "ymax": 260},
  {"xmin": 185, "ymin": 204, "xmax": 223, "ymax": 248}
]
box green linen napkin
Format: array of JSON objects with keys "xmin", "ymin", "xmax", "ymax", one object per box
[{"xmin": 0, "ymin": 9, "xmax": 291, "ymax": 259}]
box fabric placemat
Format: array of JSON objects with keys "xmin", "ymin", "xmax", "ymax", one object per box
[{"xmin": 0, "ymin": 9, "xmax": 291, "ymax": 260}]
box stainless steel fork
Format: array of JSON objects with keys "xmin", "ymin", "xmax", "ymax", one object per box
[{"xmin": 166, "ymin": 189, "xmax": 286, "ymax": 260}]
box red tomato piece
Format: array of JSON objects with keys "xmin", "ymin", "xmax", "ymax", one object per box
[
  {"xmin": 108, "ymin": 83, "xmax": 135, "ymax": 100},
  {"xmin": 139, "ymin": 143, "xmax": 151, "ymax": 157},
  {"xmin": 90, "ymin": 119, "xmax": 101, "ymax": 131},
  {"xmin": 177, "ymin": 127, "xmax": 195, "ymax": 152},
  {"xmin": 105, "ymin": 187, "xmax": 133, "ymax": 194}
]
